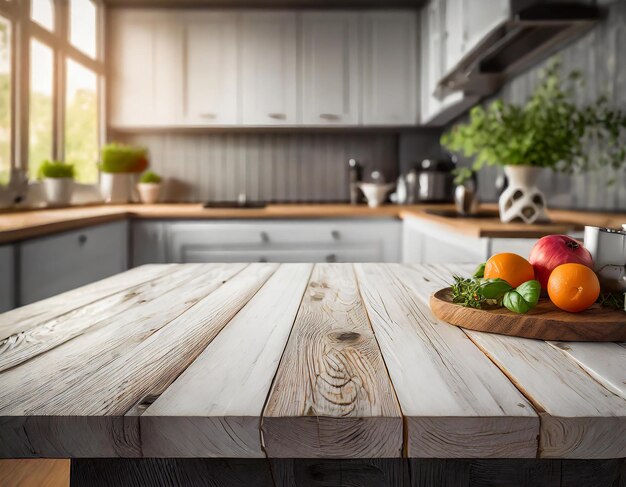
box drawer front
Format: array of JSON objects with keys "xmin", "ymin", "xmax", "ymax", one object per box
[
  {"xmin": 167, "ymin": 220, "xmax": 401, "ymax": 263},
  {"xmin": 19, "ymin": 221, "xmax": 128, "ymax": 305}
]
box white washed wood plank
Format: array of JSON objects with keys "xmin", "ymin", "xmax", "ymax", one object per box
[
  {"xmin": 0, "ymin": 263, "xmax": 249, "ymax": 458},
  {"xmin": 547, "ymin": 342, "xmax": 626, "ymax": 401},
  {"xmin": 418, "ymin": 264, "xmax": 626, "ymax": 459},
  {"xmin": 0, "ymin": 265, "xmax": 199, "ymax": 372},
  {"xmin": 0, "ymin": 264, "xmax": 173, "ymax": 342},
  {"xmin": 142, "ymin": 263, "xmax": 312, "ymax": 458},
  {"xmin": 262, "ymin": 263, "xmax": 403, "ymax": 458},
  {"xmin": 355, "ymin": 263, "xmax": 538, "ymax": 459}
]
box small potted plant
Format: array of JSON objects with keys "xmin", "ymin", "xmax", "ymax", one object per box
[
  {"xmin": 137, "ymin": 171, "xmax": 163, "ymax": 204},
  {"xmin": 442, "ymin": 59, "xmax": 626, "ymax": 224},
  {"xmin": 99, "ymin": 143, "xmax": 148, "ymax": 204},
  {"xmin": 38, "ymin": 160, "xmax": 75, "ymax": 207}
]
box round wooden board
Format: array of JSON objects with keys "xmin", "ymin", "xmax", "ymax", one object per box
[{"xmin": 430, "ymin": 288, "xmax": 626, "ymax": 342}]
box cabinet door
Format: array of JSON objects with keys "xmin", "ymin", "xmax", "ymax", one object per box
[
  {"xmin": 19, "ymin": 222, "xmax": 128, "ymax": 305},
  {"xmin": 0, "ymin": 245, "xmax": 15, "ymax": 312},
  {"xmin": 444, "ymin": 0, "xmax": 464, "ymax": 73},
  {"xmin": 109, "ymin": 11, "xmax": 183, "ymax": 127},
  {"xmin": 132, "ymin": 222, "xmax": 168, "ymax": 266},
  {"xmin": 421, "ymin": 0, "xmax": 444, "ymax": 122},
  {"xmin": 183, "ymin": 12, "xmax": 239, "ymax": 125},
  {"xmin": 362, "ymin": 12, "xmax": 418, "ymax": 125},
  {"xmin": 463, "ymin": 0, "xmax": 509, "ymax": 55},
  {"xmin": 241, "ymin": 12, "xmax": 297, "ymax": 125},
  {"xmin": 301, "ymin": 12, "xmax": 359, "ymax": 125}
]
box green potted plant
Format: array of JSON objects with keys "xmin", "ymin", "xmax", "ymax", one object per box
[
  {"xmin": 38, "ymin": 160, "xmax": 75, "ymax": 206},
  {"xmin": 441, "ymin": 59, "xmax": 626, "ymax": 224},
  {"xmin": 137, "ymin": 171, "xmax": 163, "ymax": 204},
  {"xmin": 99, "ymin": 143, "xmax": 148, "ymax": 204}
]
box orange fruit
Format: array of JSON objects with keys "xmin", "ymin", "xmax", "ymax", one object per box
[
  {"xmin": 484, "ymin": 252, "xmax": 535, "ymax": 288},
  {"xmin": 547, "ymin": 263, "xmax": 600, "ymax": 313}
]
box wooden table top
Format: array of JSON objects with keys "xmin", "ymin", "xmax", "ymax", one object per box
[
  {"xmin": 1, "ymin": 203, "xmax": 625, "ymax": 243},
  {"xmin": 0, "ymin": 263, "xmax": 624, "ymax": 460}
]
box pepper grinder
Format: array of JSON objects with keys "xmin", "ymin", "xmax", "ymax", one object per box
[{"xmin": 348, "ymin": 158, "xmax": 364, "ymax": 205}]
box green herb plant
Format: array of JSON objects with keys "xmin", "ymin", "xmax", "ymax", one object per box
[
  {"xmin": 441, "ymin": 59, "xmax": 626, "ymax": 179},
  {"xmin": 38, "ymin": 160, "xmax": 75, "ymax": 179},
  {"xmin": 100, "ymin": 143, "xmax": 148, "ymax": 174},
  {"xmin": 451, "ymin": 264, "xmax": 541, "ymax": 315},
  {"xmin": 139, "ymin": 171, "xmax": 162, "ymax": 184}
]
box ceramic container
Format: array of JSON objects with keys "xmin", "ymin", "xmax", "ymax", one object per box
[
  {"xmin": 498, "ymin": 165, "xmax": 547, "ymax": 224},
  {"xmin": 137, "ymin": 182, "xmax": 162, "ymax": 204},
  {"xmin": 43, "ymin": 177, "xmax": 74, "ymax": 206},
  {"xmin": 358, "ymin": 182, "xmax": 395, "ymax": 208},
  {"xmin": 100, "ymin": 173, "xmax": 137, "ymax": 204}
]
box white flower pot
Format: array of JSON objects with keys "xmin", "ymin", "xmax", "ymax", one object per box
[
  {"xmin": 100, "ymin": 173, "xmax": 137, "ymax": 204},
  {"xmin": 43, "ymin": 178, "xmax": 74, "ymax": 207},
  {"xmin": 137, "ymin": 182, "xmax": 162, "ymax": 204},
  {"xmin": 498, "ymin": 165, "xmax": 548, "ymax": 224}
]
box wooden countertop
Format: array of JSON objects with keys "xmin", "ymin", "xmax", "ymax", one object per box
[
  {"xmin": 1, "ymin": 263, "xmax": 625, "ymax": 460},
  {"xmin": 0, "ymin": 203, "xmax": 625, "ymax": 244}
]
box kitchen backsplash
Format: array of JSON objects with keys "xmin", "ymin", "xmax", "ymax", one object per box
[
  {"xmin": 115, "ymin": 132, "xmax": 399, "ymax": 203},
  {"xmin": 470, "ymin": 0, "xmax": 626, "ymax": 211}
]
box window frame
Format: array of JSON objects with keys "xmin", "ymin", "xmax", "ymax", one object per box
[{"xmin": 0, "ymin": 0, "xmax": 104, "ymax": 181}]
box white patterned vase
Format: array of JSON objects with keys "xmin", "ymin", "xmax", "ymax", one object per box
[{"xmin": 498, "ymin": 165, "xmax": 548, "ymax": 224}]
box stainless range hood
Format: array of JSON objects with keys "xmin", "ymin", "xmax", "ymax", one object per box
[{"xmin": 436, "ymin": 2, "xmax": 601, "ymax": 100}]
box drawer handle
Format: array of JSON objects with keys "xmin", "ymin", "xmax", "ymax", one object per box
[
  {"xmin": 268, "ymin": 113, "xmax": 286, "ymax": 120},
  {"xmin": 259, "ymin": 257, "xmax": 268, "ymax": 263},
  {"xmin": 320, "ymin": 113, "xmax": 340, "ymax": 121},
  {"xmin": 78, "ymin": 234, "xmax": 88, "ymax": 245},
  {"xmin": 260, "ymin": 231, "xmax": 270, "ymax": 243},
  {"xmin": 331, "ymin": 230, "xmax": 340, "ymax": 240},
  {"xmin": 325, "ymin": 253, "xmax": 337, "ymax": 263},
  {"xmin": 199, "ymin": 112, "xmax": 217, "ymax": 119}
]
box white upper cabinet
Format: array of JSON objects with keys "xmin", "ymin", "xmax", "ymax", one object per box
[
  {"xmin": 362, "ymin": 12, "xmax": 418, "ymax": 125},
  {"xmin": 462, "ymin": 0, "xmax": 509, "ymax": 55},
  {"xmin": 109, "ymin": 11, "xmax": 183, "ymax": 127},
  {"xmin": 241, "ymin": 12, "xmax": 297, "ymax": 125},
  {"xmin": 183, "ymin": 12, "xmax": 239, "ymax": 125},
  {"xmin": 444, "ymin": 0, "xmax": 464, "ymax": 73},
  {"xmin": 300, "ymin": 12, "xmax": 360, "ymax": 125}
]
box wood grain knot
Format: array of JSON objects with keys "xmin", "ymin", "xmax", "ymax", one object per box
[{"xmin": 329, "ymin": 331, "xmax": 362, "ymax": 343}]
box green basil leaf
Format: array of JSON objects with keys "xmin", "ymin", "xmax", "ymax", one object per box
[
  {"xmin": 473, "ymin": 263, "xmax": 486, "ymax": 278},
  {"xmin": 479, "ymin": 278, "xmax": 513, "ymax": 299},
  {"xmin": 503, "ymin": 290, "xmax": 531, "ymax": 314},
  {"xmin": 516, "ymin": 280, "xmax": 541, "ymax": 307}
]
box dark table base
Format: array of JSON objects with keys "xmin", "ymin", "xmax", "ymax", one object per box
[{"xmin": 71, "ymin": 457, "xmax": 626, "ymax": 487}]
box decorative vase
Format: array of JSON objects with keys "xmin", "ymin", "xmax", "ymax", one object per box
[
  {"xmin": 43, "ymin": 178, "xmax": 74, "ymax": 206},
  {"xmin": 498, "ymin": 165, "xmax": 547, "ymax": 224},
  {"xmin": 137, "ymin": 182, "xmax": 162, "ymax": 204},
  {"xmin": 100, "ymin": 173, "xmax": 137, "ymax": 204}
]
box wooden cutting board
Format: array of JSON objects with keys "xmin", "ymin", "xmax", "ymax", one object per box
[{"xmin": 430, "ymin": 288, "xmax": 626, "ymax": 342}]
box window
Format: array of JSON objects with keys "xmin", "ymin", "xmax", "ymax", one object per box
[
  {"xmin": 29, "ymin": 39, "xmax": 53, "ymax": 179},
  {"xmin": 69, "ymin": 0, "xmax": 97, "ymax": 58},
  {"xmin": 0, "ymin": 15, "xmax": 10, "ymax": 185},
  {"xmin": 31, "ymin": 0, "xmax": 54, "ymax": 31},
  {"xmin": 0, "ymin": 0, "xmax": 103, "ymax": 188},
  {"xmin": 65, "ymin": 59, "xmax": 98, "ymax": 183}
]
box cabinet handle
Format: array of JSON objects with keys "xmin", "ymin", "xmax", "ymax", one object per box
[
  {"xmin": 268, "ymin": 113, "xmax": 286, "ymax": 120},
  {"xmin": 331, "ymin": 230, "xmax": 340, "ymax": 240},
  {"xmin": 260, "ymin": 231, "xmax": 270, "ymax": 243},
  {"xmin": 199, "ymin": 112, "xmax": 217, "ymax": 119},
  {"xmin": 325, "ymin": 253, "xmax": 337, "ymax": 263},
  {"xmin": 259, "ymin": 257, "xmax": 268, "ymax": 263},
  {"xmin": 320, "ymin": 113, "xmax": 340, "ymax": 121},
  {"xmin": 78, "ymin": 234, "xmax": 87, "ymax": 245}
]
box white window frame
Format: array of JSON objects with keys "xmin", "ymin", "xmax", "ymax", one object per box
[{"xmin": 0, "ymin": 0, "xmax": 105, "ymax": 180}]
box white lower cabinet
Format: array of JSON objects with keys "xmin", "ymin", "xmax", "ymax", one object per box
[
  {"xmin": 0, "ymin": 245, "xmax": 15, "ymax": 312},
  {"xmin": 132, "ymin": 220, "xmax": 401, "ymax": 264},
  {"xmin": 19, "ymin": 222, "xmax": 128, "ymax": 305}
]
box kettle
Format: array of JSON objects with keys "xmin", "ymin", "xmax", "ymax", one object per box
[{"xmin": 415, "ymin": 158, "xmax": 455, "ymax": 203}]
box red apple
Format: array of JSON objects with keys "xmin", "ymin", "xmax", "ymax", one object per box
[{"xmin": 529, "ymin": 235, "xmax": 594, "ymax": 289}]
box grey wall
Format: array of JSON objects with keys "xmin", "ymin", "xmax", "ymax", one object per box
[
  {"xmin": 466, "ymin": 0, "xmax": 626, "ymax": 211},
  {"xmin": 114, "ymin": 132, "xmax": 400, "ymax": 202}
]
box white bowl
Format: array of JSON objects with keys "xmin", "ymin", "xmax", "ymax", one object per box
[{"xmin": 358, "ymin": 182, "xmax": 395, "ymax": 208}]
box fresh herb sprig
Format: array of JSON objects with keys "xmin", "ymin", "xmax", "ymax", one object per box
[
  {"xmin": 597, "ymin": 293, "xmax": 625, "ymax": 311},
  {"xmin": 450, "ymin": 264, "xmax": 541, "ymax": 314}
]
